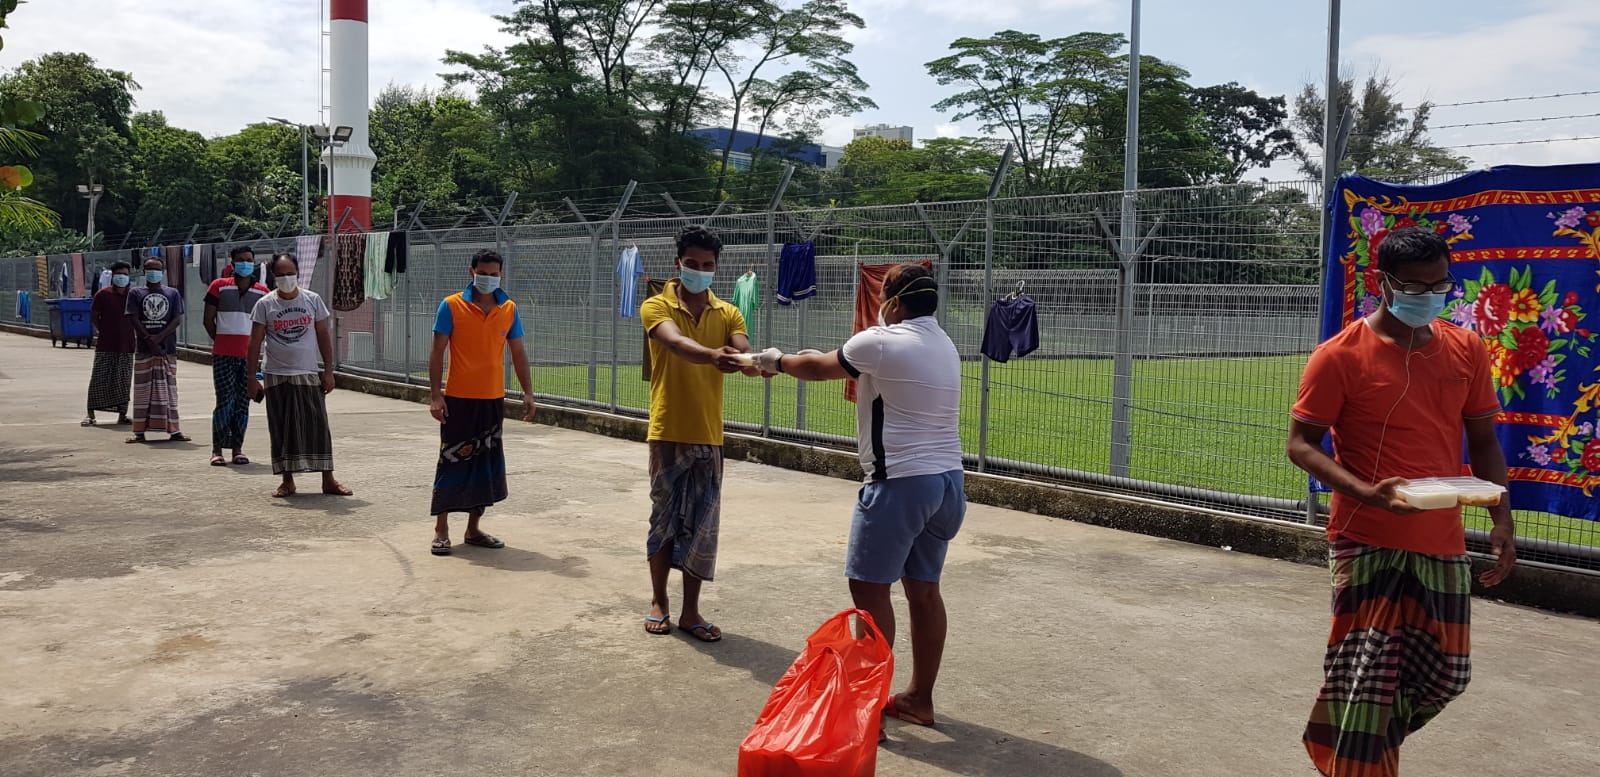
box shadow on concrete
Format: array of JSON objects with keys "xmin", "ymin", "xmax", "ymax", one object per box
[
  {"xmin": 686, "ymin": 631, "xmax": 1124, "ymax": 777},
  {"xmin": 270, "ymin": 495, "xmax": 375, "ymax": 515},
  {"xmin": 0, "ymin": 447, "xmax": 111, "ymax": 482},
  {"xmin": 457, "ymin": 546, "xmax": 591, "ymax": 578}
]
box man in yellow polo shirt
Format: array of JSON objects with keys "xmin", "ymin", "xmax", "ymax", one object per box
[
  {"xmin": 428, "ymin": 249, "xmax": 536, "ymax": 557},
  {"xmin": 639, "ymin": 225, "xmax": 758, "ymax": 642}
]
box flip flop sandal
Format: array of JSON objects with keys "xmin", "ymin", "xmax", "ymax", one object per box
[
  {"xmin": 117, "ymin": 418, "xmax": 133, "ymax": 425},
  {"xmin": 169, "ymin": 434, "xmax": 191, "ymax": 442},
  {"xmin": 210, "ymin": 455, "xmax": 228, "ymax": 466},
  {"xmin": 463, "ymin": 534, "xmax": 505, "ymax": 549},
  {"xmin": 680, "ymin": 622, "xmax": 722, "ymax": 642},
  {"xmin": 125, "ymin": 435, "xmax": 147, "ymax": 444},
  {"xmin": 644, "ymin": 615, "xmax": 672, "ymax": 635},
  {"xmin": 430, "ymin": 538, "xmax": 452, "ymax": 556},
  {"xmin": 884, "ymin": 694, "xmax": 936, "ymax": 727},
  {"xmin": 232, "ymin": 454, "xmax": 249, "ymax": 465},
  {"xmin": 81, "ymin": 417, "xmax": 96, "ymax": 427}
]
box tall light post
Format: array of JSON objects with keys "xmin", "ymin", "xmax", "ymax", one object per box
[
  {"xmin": 268, "ymin": 117, "xmax": 311, "ymax": 233},
  {"xmin": 77, "ymin": 183, "xmax": 104, "ymax": 248},
  {"xmin": 315, "ymin": 124, "xmax": 354, "ymax": 239}
]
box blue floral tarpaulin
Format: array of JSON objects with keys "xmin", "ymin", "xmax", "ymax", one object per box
[{"xmin": 1319, "ymin": 164, "xmax": 1600, "ymax": 522}]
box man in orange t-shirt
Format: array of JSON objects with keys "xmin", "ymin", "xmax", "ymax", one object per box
[{"xmin": 1288, "ymin": 227, "xmax": 1516, "ymax": 777}]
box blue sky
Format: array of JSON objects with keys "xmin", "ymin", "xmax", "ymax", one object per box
[{"xmin": 4, "ymin": 0, "xmax": 1598, "ymax": 178}]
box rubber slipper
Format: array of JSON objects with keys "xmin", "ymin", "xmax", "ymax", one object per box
[
  {"xmin": 321, "ymin": 483, "xmax": 354, "ymax": 496},
  {"xmin": 884, "ymin": 694, "xmax": 935, "ymax": 727},
  {"xmin": 210, "ymin": 455, "xmax": 228, "ymax": 466},
  {"xmin": 680, "ymin": 622, "xmax": 722, "ymax": 642},
  {"xmin": 232, "ymin": 454, "xmax": 249, "ymax": 465},
  {"xmin": 169, "ymin": 433, "xmax": 191, "ymax": 442},
  {"xmin": 81, "ymin": 417, "xmax": 95, "ymax": 427},
  {"xmin": 430, "ymin": 538, "xmax": 452, "ymax": 556},
  {"xmin": 116, "ymin": 417, "xmax": 132, "ymax": 425},
  {"xmin": 125, "ymin": 435, "xmax": 147, "ymax": 444},
  {"xmin": 644, "ymin": 615, "xmax": 672, "ymax": 635},
  {"xmin": 463, "ymin": 533, "xmax": 504, "ymax": 549}
]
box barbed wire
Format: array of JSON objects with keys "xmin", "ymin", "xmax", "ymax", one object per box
[{"xmin": 1430, "ymin": 90, "xmax": 1600, "ymax": 109}]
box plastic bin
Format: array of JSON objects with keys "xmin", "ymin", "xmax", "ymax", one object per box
[{"xmin": 46, "ymin": 297, "xmax": 93, "ymax": 348}]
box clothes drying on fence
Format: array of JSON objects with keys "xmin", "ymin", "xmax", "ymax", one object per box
[
  {"xmin": 733, "ymin": 271, "xmax": 759, "ymax": 333},
  {"xmin": 640, "ymin": 277, "xmax": 668, "ymax": 381},
  {"xmin": 162, "ymin": 246, "xmax": 183, "ymax": 292},
  {"xmin": 363, "ymin": 231, "xmax": 392, "ymax": 301},
  {"xmin": 617, "ymin": 245, "xmax": 644, "ymax": 318},
  {"xmin": 384, "ymin": 231, "xmax": 408, "ymax": 274},
  {"xmin": 96, "ymin": 269, "xmax": 112, "ymax": 294},
  {"xmin": 70, "ymin": 253, "xmax": 86, "ymax": 297},
  {"xmin": 776, "ymin": 241, "xmax": 817, "ymax": 305},
  {"xmin": 183, "ymin": 244, "xmax": 196, "ymax": 268},
  {"xmin": 35, "ymin": 255, "xmax": 47, "ymax": 300},
  {"xmin": 980, "ymin": 294, "xmax": 1039, "ymax": 363},
  {"xmin": 294, "ymin": 235, "xmax": 321, "ymax": 287},
  {"xmin": 16, "ymin": 290, "xmax": 30, "ymax": 323},
  {"xmin": 332, "ymin": 232, "xmax": 367, "ymax": 311},
  {"xmin": 847, "ymin": 260, "xmax": 933, "ymax": 403}
]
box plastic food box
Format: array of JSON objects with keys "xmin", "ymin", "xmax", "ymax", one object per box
[{"xmin": 1395, "ymin": 477, "xmax": 1507, "ymax": 509}]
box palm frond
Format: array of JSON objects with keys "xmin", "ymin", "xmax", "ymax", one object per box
[
  {"xmin": 0, "ymin": 126, "xmax": 47, "ymax": 158},
  {"xmin": 0, "ymin": 191, "xmax": 61, "ymax": 231}
]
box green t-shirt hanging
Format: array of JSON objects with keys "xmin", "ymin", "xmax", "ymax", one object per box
[{"xmin": 732, "ymin": 271, "xmax": 759, "ymax": 339}]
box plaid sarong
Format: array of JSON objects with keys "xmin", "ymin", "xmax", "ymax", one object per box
[
  {"xmin": 1304, "ymin": 540, "xmax": 1472, "ymax": 777},
  {"xmin": 265, "ymin": 373, "xmax": 334, "ymax": 474},
  {"xmin": 212, "ymin": 356, "xmax": 251, "ymax": 451},
  {"xmin": 86, "ymin": 352, "xmax": 133, "ymax": 414},
  {"xmin": 646, "ymin": 441, "xmax": 723, "ymax": 582},
  {"xmin": 131, "ymin": 355, "xmax": 181, "ymax": 434}
]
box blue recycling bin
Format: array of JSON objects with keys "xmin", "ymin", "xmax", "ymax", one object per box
[{"xmin": 46, "ymin": 297, "xmax": 93, "ymax": 348}]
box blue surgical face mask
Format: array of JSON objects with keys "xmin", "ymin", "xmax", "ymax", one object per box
[
  {"xmin": 1387, "ymin": 291, "xmax": 1448, "ymax": 328},
  {"xmin": 111, "ymin": 274, "xmax": 130, "ymax": 288},
  {"xmin": 145, "ymin": 270, "xmax": 165, "ymax": 285},
  {"xmin": 233, "ymin": 261, "xmax": 255, "ymax": 278},
  {"xmin": 679, "ymin": 267, "xmax": 714, "ymax": 294},
  {"xmin": 473, "ymin": 273, "xmax": 501, "ymax": 294}
]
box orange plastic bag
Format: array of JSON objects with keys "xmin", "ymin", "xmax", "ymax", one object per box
[{"xmin": 737, "ymin": 609, "xmax": 894, "ymax": 777}]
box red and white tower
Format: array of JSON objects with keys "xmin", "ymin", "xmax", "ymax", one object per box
[{"xmin": 324, "ymin": 0, "xmax": 376, "ymax": 232}]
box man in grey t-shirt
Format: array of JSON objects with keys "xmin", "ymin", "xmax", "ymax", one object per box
[
  {"xmin": 753, "ymin": 263, "xmax": 965, "ymax": 734},
  {"xmin": 247, "ymin": 254, "xmax": 351, "ymax": 498}
]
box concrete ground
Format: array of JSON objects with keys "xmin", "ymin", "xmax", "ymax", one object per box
[{"xmin": 0, "ymin": 333, "xmax": 1596, "ymax": 777}]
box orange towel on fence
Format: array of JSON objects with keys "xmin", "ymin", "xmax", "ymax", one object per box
[{"xmin": 846, "ymin": 260, "xmax": 933, "ymax": 403}]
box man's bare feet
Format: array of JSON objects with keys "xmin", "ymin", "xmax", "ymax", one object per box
[
  {"xmin": 273, "ymin": 482, "xmax": 296, "ymax": 498},
  {"xmin": 677, "ymin": 613, "xmax": 722, "ymax": 642},
  {"xmin": 321, "ymin": 477, "xmax": 353, "ymax": 496},
  {"xmin": 645, "ymin": 601, "xmax": 672, "ymax": 635},
  {"xmin": 884, "ymin": 691, "xmax": 936, "ymax": 726}
]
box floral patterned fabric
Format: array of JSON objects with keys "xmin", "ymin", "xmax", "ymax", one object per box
[{"xmin": 1322, "ymin": 164, "xmax": 1600, "ymax": 520}]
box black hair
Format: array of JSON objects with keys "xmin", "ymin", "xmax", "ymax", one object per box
[
  {"xmin": 229, "ymin": 245, "xmax": 256, "ymax": 261},
  {"xmin": 1377, "ymin": 227, "xmax": 1449, "ymax": 275},
  {"xmin": 883, "ymin": 263, "xmax": 938, "ymax": 318},
  {"xmin": 142, "ymin": 256, "xmax": 165, "ymax": 269},
  {"xmin": 676, "ymin": 225, "xmax": 723, "ymax": 260},
  {"xmin": 471, "ymin": 249, "xmax": 503, "ymax": 269},
  {"xmin": 110, "ymin": 261, "xmax": 132, "ymax": 273},
  {"xmin": 269, "ymin": 253, "xmax": 299, "ymax": 277}
]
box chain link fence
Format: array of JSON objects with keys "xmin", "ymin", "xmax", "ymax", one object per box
[{"xmin": 4, "ymin": 180, "xmax": 1596, "ymax": 573}]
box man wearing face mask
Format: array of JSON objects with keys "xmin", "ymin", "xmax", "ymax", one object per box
[
  {"xmin": 1287, "ymin": 227, "xmax": 1516, "ymax": 777},
  {"xmin": 204, "ymin": 246, "xmax": 270, "ymax": 467},
  {"xmin": 124, "ymin": 257, "xmax": 189, "ymax": 444},
  {"xmin": 83, "ymin": 261, "xmax": 137, "ymax": 427},
  {"xmin": 247, "ymin": 254, "xmax": 350, "ymax": 499},
  {"xmin": 427, "ymin": 249, "xmax": 535, "ymax": 556},
  {"xmin": 749, "ymin": 263, "xmax": 964, "ymax": 730},
  {"xmin": 637, "ymin": 225, "xmax": 757, "ymax": 642}
]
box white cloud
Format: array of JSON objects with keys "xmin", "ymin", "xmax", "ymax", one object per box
[
  {"xmin": 0, "ymin": 0, "xmax": 512, "ymax": 137},
  {"xmin": 933, "ymin": 122, "xmax": 962, "ymax": 139},
  {"xmin": 853, "ymin": 0, "xmax": 1114, "ymax": 26}
]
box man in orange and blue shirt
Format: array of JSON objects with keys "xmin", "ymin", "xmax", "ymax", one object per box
[{"xmin": 428, "ymin": 249, "xmax": 535, "ymax": 557}]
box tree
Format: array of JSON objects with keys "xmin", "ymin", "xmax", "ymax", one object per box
[
  {"xmin": 207, "ymin": 123, "xmax": 302, "ymax": 229},
  {"xmin": 1193, "ymin": 83, "xmax": 1296, "ymax": 182},
  {"xmin": 126, "ymin": 111, "xmax": 223, "ymax": 228},
  {"xmin": 1072, "ymin": 56, "xmax": 1232, "ymax": 191},
  {"xmin": 1292, "ymin": 70, "xmax": 1468, "ymax": 181},
  {"xmin": 926, "ymin": 31, "xmax": 1124, "ymax": 193},
  {"xmin": 369, "ymin": 85, "xmax": 504, "ymax": 222},
  {"xmin": 709, "ymin": 0, "xmax": 870, "ymax": 195},
  {"xmin": 830, "ymin": 136, "xmax": 999, "ymax": 206}
]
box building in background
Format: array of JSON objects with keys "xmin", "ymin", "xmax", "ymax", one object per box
[
  {"xmin": 687, "ymin": 128, "xmax": 842, "ymax": 171},
  {"xmin": 854, "ymin": 124, "xmax": 914, "ymax": 144}
]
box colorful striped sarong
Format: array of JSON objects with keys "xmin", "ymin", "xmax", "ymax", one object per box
[
  {"xmin": 212, "ymin": 355, "xmax": 251, "ymax": 450},
  {"xmin": 86, "ymin": 352, "xmax": 134, "ymax": 414},
  {"xmin": 131, "ymin": 355, "xmax": 181, "ymax": 434},
  {"xmin": 264, "ymin": 373, "xmax": 334, "ymax": 474},
  {"xmin": 430, "ymin": 396, "xmax": 507, "ymax": 515},
  {"xmin": 1304, "ymin": 539, "xmax": 1472, "ymax": 777},
  {"xmin": 646, "ymin": 441, "xmax": 723, "ymax": 582}
]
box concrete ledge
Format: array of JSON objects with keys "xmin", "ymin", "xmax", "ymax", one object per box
[{"xmin": 9, "ymin": 322, "xmax": 1600, "ymax": 618}]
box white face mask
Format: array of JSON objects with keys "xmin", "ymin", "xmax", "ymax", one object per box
[
  {"xmin": 276, "ymin": 275, "xmax": 299, "ymax": 293},
  {"xmin": 473, "ymin": 273, "xmax": 502, "ymax": 294}
]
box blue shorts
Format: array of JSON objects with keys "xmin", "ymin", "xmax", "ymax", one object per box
[{"xmin": 845, "ymin": 471, "xmax": 966, "ymax": 585}]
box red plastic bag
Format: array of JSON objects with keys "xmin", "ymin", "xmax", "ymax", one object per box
[{"xmin": 737, "ymin": 609, "xmax": 894, "ymax": 777}]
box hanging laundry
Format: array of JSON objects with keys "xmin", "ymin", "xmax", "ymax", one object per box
[
  {"xmin": 733, "ymin": 271, "xmax": 759, "ymax": 331},
  {"xmin": 640, "ymin": 277, "xmax": 668, "ymax": 381},
  {"xmin": 183, "ymin": 244, "xmax": 197, "ymax": 268},
  {"xmin": 70, "ymin": 253, "xmax": 86, "ymax": 297},
  {"xmin": 617, "ymin": 245, "xmax": 644, "ymax": 318},
  {"xmin": 97, "ymin": 268, "xmax": 112, "ymax": 294},
  {"xmin": 384, "ymin": 231, "xmax": 408, "ymax": 274},
  {"xmin": 35, "ymin": 255, "xmax": 47, "ymax": 300},
  {"xmin": 293, "ymin": 235, "xmax": 322, "ymax": 288},
  {"xmin": 776, "ymin": 241, "xmax": 817, "ymax": 305},
  {"xmin": 363, "ymin": 231, "xmax": 392, "ymax": 301},
  {"xmin": 163, "ymin": 246, "xmax": 182, "ymax": 291},
  {"xmin": 17, "ymin": 290, "xmax": 30, "ymax": 323},
  {"xmin": 331, "ymin": 232, "xmax": 367, "ymax": 312},
  {"xmin": 847, "ymin": 260, "xmax": 933, "ymax": 403},
  {"xmin": 980, "ymin": 291, "xmax": 1040, "ymax": 363}
]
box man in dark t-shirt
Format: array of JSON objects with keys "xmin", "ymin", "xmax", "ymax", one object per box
[
  {"xmin": 83, "ymin": 260, "xmax": 138, "ymax": 426},
  {"xmin": 124, "ymin": 257, "xmax": 188, "ymax": 443}
]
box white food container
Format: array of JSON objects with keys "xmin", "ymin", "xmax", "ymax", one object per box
[
  {"xmin": 731, "ymin": 353, "xmax": 755, "ymax": 367},
  {"xmin": 1394, "ymin": 477, "xmax": 1506, "ymax": 509}
]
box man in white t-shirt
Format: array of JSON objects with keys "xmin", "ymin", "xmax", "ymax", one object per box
[
  {"xmin": 753, "ymin": 263, "xmax": 965, "ymax": 731},
  {"xmin": 246, "ymin": 253, "xmax": 351, "ymax": 499}
]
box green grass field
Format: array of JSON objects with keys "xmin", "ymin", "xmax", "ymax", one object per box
[{"xmin": 527, "ymin": 356, "xmax": 1600, "ymax": 550}]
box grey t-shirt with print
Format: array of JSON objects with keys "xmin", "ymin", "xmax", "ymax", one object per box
[{"xmin": 250, "ymin": 289, "xmax": 331, "ymax": 376}]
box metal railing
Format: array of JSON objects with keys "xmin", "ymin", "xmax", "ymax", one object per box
[{"xmin": 4, "ymin": 179, "xmax": 1595, "ymax": 573}]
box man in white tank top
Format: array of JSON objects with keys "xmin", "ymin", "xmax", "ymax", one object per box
[{"xmin": 753, "ymin": 263, "xmax": 965, "ymax": 731}]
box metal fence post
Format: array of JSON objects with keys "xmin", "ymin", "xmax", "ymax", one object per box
[
  {"xmin": 761, "ymin": 166, "xmax": 795, "ymax": 437},
  {"xmin": 977, "ymin": 197, "xmax": 995, "ymax": 472},
  {"xmin": 609, "ymin": 182, "xmax": 637, "ymax": 412}
]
